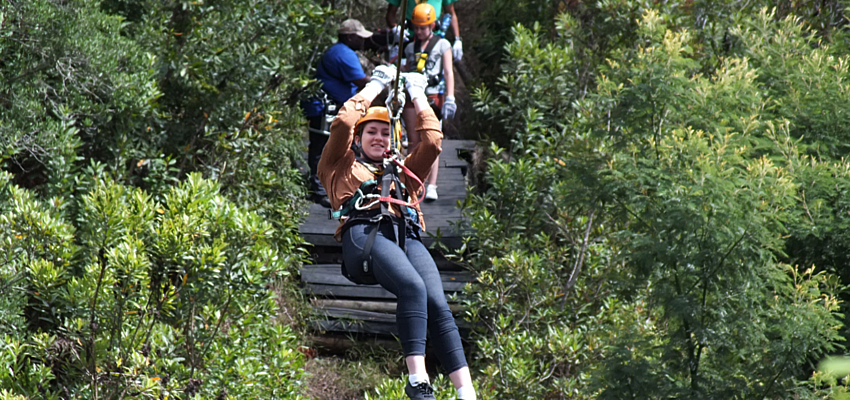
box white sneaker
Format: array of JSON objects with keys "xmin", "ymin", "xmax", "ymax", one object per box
[{"xmin": 425, "ymin": 184, "xmax": 438, "ymax": 201}]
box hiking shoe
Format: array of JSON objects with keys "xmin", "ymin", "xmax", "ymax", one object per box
[
  {"xmin": 425, "ymin": 184, "xmax": 438, "ymax": 201},
  {"xmin": 405, "ymin": 381, "xmax": 436, "ymax": 400}
]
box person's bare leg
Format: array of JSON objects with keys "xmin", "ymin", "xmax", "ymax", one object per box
[
  {"xmin": 406, "ymin": 355, "xmax": 428, "ymax": 378},
  {"xmin": 449, "ymin": 366, "xmax": 475, "ymax": 399}
]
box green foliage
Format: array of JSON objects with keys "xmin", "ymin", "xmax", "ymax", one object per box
[
  {"xmin": 126, "ymin": 0, "xmax": 329, "ymax": 178},
  {"xmin": 474, "ymin": 0, "xmax": 850, "ymax": 146},
  {"xmin": 0, "ymin": 270, "xmax": 27, "ymax": 339},
  {"xmin": 733, "ymin": 8, "xmax": 850, "ymax": 158},
  {"xmin": 595, "ymin": 127, "xmax": 843, "ymax": 398},
  {"xmin": 1, "ymin": 0, "xmax": 330, "ymax": 395},
  {"xmin": 474, "ymin": 0, "xmax": 558, "ymax": 82},
  {"xmin": 364, "ymin": 375, "xmax": 457, "ymax": 400},
  {"xmin": 464, "ymin": 4, "xmax": 849, "ymax": 399},
  {"xmin": 0, "ymin": 172, "xmax": 308, "ymax": 398},
  {"xmin": 0, "ymin": 0, "xmax": 327, "ymax": 266}
]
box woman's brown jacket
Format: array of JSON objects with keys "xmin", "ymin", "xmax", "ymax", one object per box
[{"xmin": 317, "ymin": 93, "xmax": 442, "ymax": 242}]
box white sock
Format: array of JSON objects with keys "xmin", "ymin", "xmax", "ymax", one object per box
[
  {"xmin": 408, "ymin": 373, "xmax": 429, "ymax": 385},
  {"xmin": 457, "ymin": 385, "xmax": 476, "ymax": 400}
]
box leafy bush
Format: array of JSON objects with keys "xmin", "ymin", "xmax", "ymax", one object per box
[
  {"xmin": 364, "ymin": 375, "xmax": 457, "ymax": 400},
  {"xmin": 463, "ymin": 6, "xmax": 847, "ymax": 399},
  {"xmin": 0, "ymin": 171, "xmax": 308, "ymax": 398},
  {"xmin": 732, "ymin": 8, "xmax": 850, "ymax": 158},
  {"xmin": 0, "ymin": 0, "xmax": 329, "ymax": 267},
  {"xmin": 0, "ymin": 0, "xmax": 336, "ymax": 395}
]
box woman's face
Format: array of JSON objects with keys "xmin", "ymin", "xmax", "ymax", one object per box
[
  {"xmin": 413, "ymin": 24, "xmax": 433, "ymax": 41},
  {"xmin": 357, "ymin": 121, "xmax": 391, "ymax": 160}
]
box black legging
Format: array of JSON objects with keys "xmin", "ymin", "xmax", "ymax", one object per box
[
  {"xmin": 342, "ymin": 222, "xmax": 467, "ymax": 373},
  {"xmin": 308, "ymin": 116, "xmax": 328, "ymax": 196}
]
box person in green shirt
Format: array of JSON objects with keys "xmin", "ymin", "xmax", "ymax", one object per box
[{"xmin": 385, "ymin": 0, "xmax": 463, "ymax": 61}]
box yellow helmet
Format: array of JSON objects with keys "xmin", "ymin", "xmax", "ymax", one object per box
[
  {"xmin": 355, "ymin": 106, "xmax": 391, "ymax": 134},
  {"xmin": 411, "ymin": 3, "xmax": 436, "ymax": 26}
]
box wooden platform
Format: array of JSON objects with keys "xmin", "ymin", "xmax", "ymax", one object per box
[
  {"xmin": 300, "ymin": 140, "xmax": 475, "ymax": 338},
  {"xmin": 304, "ymin": 265, "xmax": 474, "ymax": 335}
]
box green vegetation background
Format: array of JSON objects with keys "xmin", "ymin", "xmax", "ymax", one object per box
[{"xmin": 3, "ymin": 0, "xmax": 850, "ymax": 399}]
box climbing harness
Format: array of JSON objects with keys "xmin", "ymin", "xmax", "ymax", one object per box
[
  {"xmin": 334, "ymin": 149, "xmax": 425, "ymax": 285},
  {"xmin": 410, "ymin": 34, "xmax": 447, "ymax": 113},
  {"xmin": 412, "ymin": 35, "xmax": 442, "ymax": 76},
  {"xmin": 404, "ymin": 9, "xmax": 449, "ymax": 118},
  {"xmin": 331, "ymin": 155, "xmax": 424, "ymax": 220}
]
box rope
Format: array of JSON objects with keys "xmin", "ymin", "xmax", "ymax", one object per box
[
  {"xmin": 392, "ymin": 0, "xmax": 408, "ymax": 104},
  {"xmin": 388, "ymin": 156, "xmax": 424, "ymax": 207},
  {"xmin": 384, "ymin": 91, "xmax": 405, "ymax": 155}
]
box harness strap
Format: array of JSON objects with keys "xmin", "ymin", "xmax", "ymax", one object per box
[
  {"xmin": 331, "ymin": 179, "xmax": 377, "ymax": 219},
  {"xmin": 391, "ymin": 164, "xmax": 407, "ymax": 251},
  {"xmin": 360, "ymin": 220, "xmax": 381, "ymax": 276},
  {"xmin": 413, "ymin": 35, "xmax": 442, "ymax": 74},
  {"xmin": 379, "ymin": 162, "xmax": 404, "ymax": 250},
  {"xmin": 332, "ymin": 157, "xmax": 424, "ymax": 219}
]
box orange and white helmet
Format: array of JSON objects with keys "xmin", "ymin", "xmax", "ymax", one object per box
[
  {"xmin": 411, "ymin": 3, "xmax": 437, "ymax": 26},
  {"xmin": 355, "ymin": 107, "xmax": 391, "ymax": 134},
  {"xmin": 354, "ymin": 106, "xmax": 403, "ymax": 152}
]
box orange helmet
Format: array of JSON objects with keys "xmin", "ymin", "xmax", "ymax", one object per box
[
  {"xmin": 355, "ymin": 106, "xmax": 391, "ymax": 134},
  {"xmin": 411, "ymin": 3, "xmax": 436, "ymax": 26}
]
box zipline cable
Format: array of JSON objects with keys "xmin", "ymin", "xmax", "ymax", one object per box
[{"xmin": 385, "ymin": 0, "xmax": 408, "ymax": 157}]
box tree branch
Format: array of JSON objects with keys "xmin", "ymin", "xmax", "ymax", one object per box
[{"xmin": 562, "ymin": 208, "xmax": 595, "ymax": 308}]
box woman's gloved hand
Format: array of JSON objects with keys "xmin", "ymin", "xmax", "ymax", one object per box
[
  {"xmin": 442, "ymin": 95, "xmax": 457, "ymax": 119},
  {"xmin": 402, "ymin": 72, "xmax": 428, "ymax": 101},
  {"xmin": 452, "ymin": 38, "xmax": 463, "ymax": 62},
  {"xmin": 365, "ymin": 64, "xmax": 398, "ymax": 92}
]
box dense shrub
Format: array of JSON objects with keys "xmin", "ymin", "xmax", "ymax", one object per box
[
  {"xmin": 0, "ymin": 171, "xmax": 309, "ymax": 398},
  {"xmin": 464, "ymin": 6, "xmax": 848, "ymax": 399},
  {"xmin": 0, "ymin": 0, "xmax": 329, "ymax": 397},
  {"xmin": 1, "ymin": 0, "xmax": 329, "ymax": 256}
]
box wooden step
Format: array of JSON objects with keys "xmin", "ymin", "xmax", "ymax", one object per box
[
  {"xmin": 309, "ymin": 312, "xmax": 472, "ymax": 336},
  {"xmin": 311, "ymin": 298, "xmax": 464, "ymax": 314},
  {"xmin": 303, "ymin": 264, "xmax": 474, "ymax": 285},
  {"xmin": 302, "ymin": 264, "xmax": 472, "ymax": 300}
]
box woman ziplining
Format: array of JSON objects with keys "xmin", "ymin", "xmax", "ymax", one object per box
[{"xmin": 316, "ymin": 62, "xmax": 476, "ymax": 400}]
